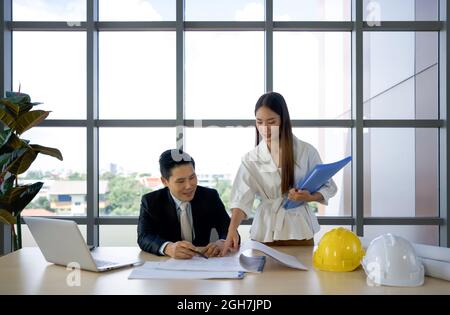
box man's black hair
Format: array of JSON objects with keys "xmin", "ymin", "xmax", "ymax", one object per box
[{"xmin": 159, "ymin": 149, "xmax": 195, "ymax": 179}]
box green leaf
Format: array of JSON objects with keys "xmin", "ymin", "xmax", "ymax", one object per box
[
  {"xmin": 18, "ymin": 102, "xmax": 42, "ymax": 115},
  {"xmin": 0, "ymin": 108, "xmax": 16, "ymax": 129},
  {"xmin": 0, "ymin": 172, "xmax": 16, "ymax": 196},
  {"xmin": 17, "ymin": 103, "xmax": 33, "ymax": 115},
  {"xmin": 0, "ymin": 131, "xmax": 26, "ymax": 155},
  {"xmin": 1, "ymin": 144, "xmax": 60, "ymax": 176},
  {"xmin": 3, "ymin": 92, "xmax": 42, "ymax": 114},
  {"xmin": 0, "ymin": 152, "xmax": 13, "ymax": 172},
  {"xmin": 0, "ymin": 182, "xmax": 43, "ymax": 216},
  {"xmin": 5, "ymin": 147, "xmax": 37, "ymax": 175},
  {"xmin": 0, "ymin": 148, "xmax": 27, "ymax": 174},
  {"xmin": 31, "ymin": 144, "xmax": 63, "ymax": 161},
  {"xmin": 0, "ymin": 129, "xmax": 12, "ymax": 147},
  {"xmin": 0, "ymin": 99, "xmax": 20, "ymax": 117},
  {"xmin": 14, "ymin": 110, "xmax": 50, "ymax": 135},
  {"xmin": 7, "ymin": 133, "xmax": 24, "ymax": 150},
  {"xmin": 5, "ymin": 92, "xmax": 31, "ymax": 103},
  {"xmin": 0, "ymin": 209, "xmax": 16, "ymax": 225},
  {"xmin": 0, "ymin": 186, "xmax": 28, "ymax": 206}
]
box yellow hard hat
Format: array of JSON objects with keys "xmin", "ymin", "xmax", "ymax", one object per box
[{"xmin": 313, "ymin": 227, "xmax": 365, "ymax": 272}]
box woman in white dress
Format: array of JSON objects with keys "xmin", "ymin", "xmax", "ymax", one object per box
[{"xmin": 221, "ymin": 92, "xmax": 337, "ymax": 255}]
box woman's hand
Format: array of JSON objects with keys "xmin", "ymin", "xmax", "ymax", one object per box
[
  {"xmin": 288, "ymin": 188, "xmax": 323, "ymax": 203},
  {"xmin": 221, "ymin": 228, "xmax": 240, "ymax": 256},
  {"xmin": 221, "ymin": 208, "xmax": 246, "ymax": 256}
]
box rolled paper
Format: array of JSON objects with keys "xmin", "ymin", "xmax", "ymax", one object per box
[
  {"xmin": 413, "ymin": 243, "xmax": 450, "ymax": 263},
  {"xmin": 420, "ymin": 257, "xmax": 450, "ymax": 282}
]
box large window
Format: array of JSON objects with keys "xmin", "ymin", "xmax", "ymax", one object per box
[
  {"xmin": 274, "ymin": 0, "xmax": 351, "ymax": 21},
  {"xmin": 99, "ymin": 0, "xmax": 175, "ymax": 21},
  {"xmin": 363, "ymin": 32, "xmax": 438, "ymax": 119},
  {"xmin": 13, "ymin": 32, "xmax": 87, "ymax": 119},
  {"xmin": 99, "ymin": 32, "xmax": 176, "ymax": 119},
  {"xmin": 1, "ymin": 0, "xmax": 447, "ymax": 250},
  {"xmin": 185, "ymin": 0, "xmax": 264, "ymax": 21},
  {"xmin": 362, "ymin": 0, "xmax": 438, "ymax": 21},
  {"xmin": 185, "ymin": 127, "xmax": 255, "ymax": 211},
  {"xmin": 185, "ymin": 32, "xmax": 264, "ymax": 119},
  {"xmin": 99, "ymin": 128, "xmax": 175, "ymax": 216},
  {"xmin": 13, "ymin": 0, "xmax": 87, "ymax": 21},
  {"xmin": 20, "ymin": 128, "xmax": 87, "ymax": 216},
  {"xmin": 363, "ymin": 128, "xmax": 438, "ymax": 218},
  {"xmin": 274, "ymin": 32, "xmax": 351, "ymax": 119}
]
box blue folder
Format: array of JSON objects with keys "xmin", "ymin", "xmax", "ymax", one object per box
[{"xmin": 283, "ymin": 156, "xmax": 352, "ymax": 209}]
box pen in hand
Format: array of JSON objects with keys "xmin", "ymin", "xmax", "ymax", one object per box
[{"xmin": 193, "ymin": 249, "xmax": 208, "ymax": 259}]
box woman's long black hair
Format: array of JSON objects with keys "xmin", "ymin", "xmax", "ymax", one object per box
[{"xmin": 255, "ymin": 92, "xmax": 294, "ymax": 194}]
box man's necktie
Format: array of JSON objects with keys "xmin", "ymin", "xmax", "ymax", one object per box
[{"xmin": 179, "ymin": 202, "xmax": 192, "ymax": 242}]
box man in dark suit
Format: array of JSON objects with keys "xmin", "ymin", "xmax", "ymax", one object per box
[{"xmin": 138, "ymin": 149, "xmax": 235, "ymax": 259}]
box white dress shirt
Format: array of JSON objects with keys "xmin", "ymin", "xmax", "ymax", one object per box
[{"xmin": 229, "ymin": 136, "xmax": 337, "ymax": 242}]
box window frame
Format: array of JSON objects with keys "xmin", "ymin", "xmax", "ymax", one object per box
[{"xmin": 1, "ymin": 0, "xmax": 447, "ymax": 253}]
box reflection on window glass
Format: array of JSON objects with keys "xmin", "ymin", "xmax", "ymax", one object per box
[
  {"xmin": 185, "ymin": 127, "xmax": 255, "ymax": 211},
  {"xmin": 13, "ymin": 0, "xmax": 86, "ymax": 21},
  {"xmin": 99, "ymin": 32, "xmax": 176, "ymax": 119},
  {"xmin": 19, "ymin": 128, "xmax": 87, "ymax": 217},
  {"xmin": 13, "ymin": 32, "xmax": 86, "ymax": 119},
  {"xmin": 364, "ymin": 32, "xmax": 438, "ymax": 119},
  {"xmin": 364, "ymin": 226, "xmax": 438, "ymax": 246},
  {"xmin": 274, "ymin": 0, "xmax": 350, "ymax": 21},
  {"xmin": 99, "ymin": 128, "xmax": 175, "ymax": 216},
  {"xmin": 363, "ymin": 0, "xmax": 438, "ymax": 21},
  {"xmin": 22, "ymin": 225, "xmax": 87, "ymax": 246},
  {"xmin": 364, "ymin": 128, "xmax": 438, "ymax": 218},
  {"xmin": 274, "ymin": 32, "xmax": 351, "ymax": 119},
  {"xmin": 185, "ymin": 32, "xmax": 264, "ymax": 119},
  {"xmin": 293, "ymin": 128, "xmax": 351, "ymax": 217},
  {"xmin": 99, "ymin": 0, "xmax": 175, "ymax": 21},
  {"xmin": 185, "ymin": 0, "xmax": 264, "ymax": 21}
]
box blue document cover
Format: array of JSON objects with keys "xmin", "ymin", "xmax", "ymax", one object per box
[{"xmin": 283, "ymin": 156, "xmax": 352, "ymax": 209}]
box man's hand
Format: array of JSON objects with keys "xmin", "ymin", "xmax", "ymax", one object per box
[
  {"xmin": 164, "ymin": 241, "xmax": 198, "ymax": 259},
  {"xmin": 202, "ymin": 240, "xmax": 225, "ymax": 258}
]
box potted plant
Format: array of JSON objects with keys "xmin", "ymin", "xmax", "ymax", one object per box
[{"xmin": 0, "ymin": 91, "xmax": 63, "ymax": 251}]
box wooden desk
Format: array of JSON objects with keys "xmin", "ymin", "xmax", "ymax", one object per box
[{"xmin": 0, "ymin": 247, "xmax": 449, "ymax": 295}]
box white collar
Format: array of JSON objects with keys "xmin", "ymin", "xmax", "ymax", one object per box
[
  {"xmin": 247, "ymin": 135, "xmax": 305, "ymax": 169},
  {"xmin": 169, "ymin": 192, "xmax": 185, "ymax": 209}
]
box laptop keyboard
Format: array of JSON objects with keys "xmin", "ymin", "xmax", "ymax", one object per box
[{"xmin": 94, "ymin": 259, "xmax": 117, "ymax": 267}]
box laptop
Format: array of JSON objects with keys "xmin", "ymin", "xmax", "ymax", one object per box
[{"xmin": 24, "ymin": 217, "xmax": 143, "ymax": 272}]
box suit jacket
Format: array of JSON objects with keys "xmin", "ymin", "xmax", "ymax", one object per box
[{"xmin": 137, "ymin": 186, "xmax": 232, "ymax": 255}]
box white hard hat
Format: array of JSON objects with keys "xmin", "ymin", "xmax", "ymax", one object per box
[{"xmin": 361, "ymin": 233, "xmax": 424, "ymax": 287}]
